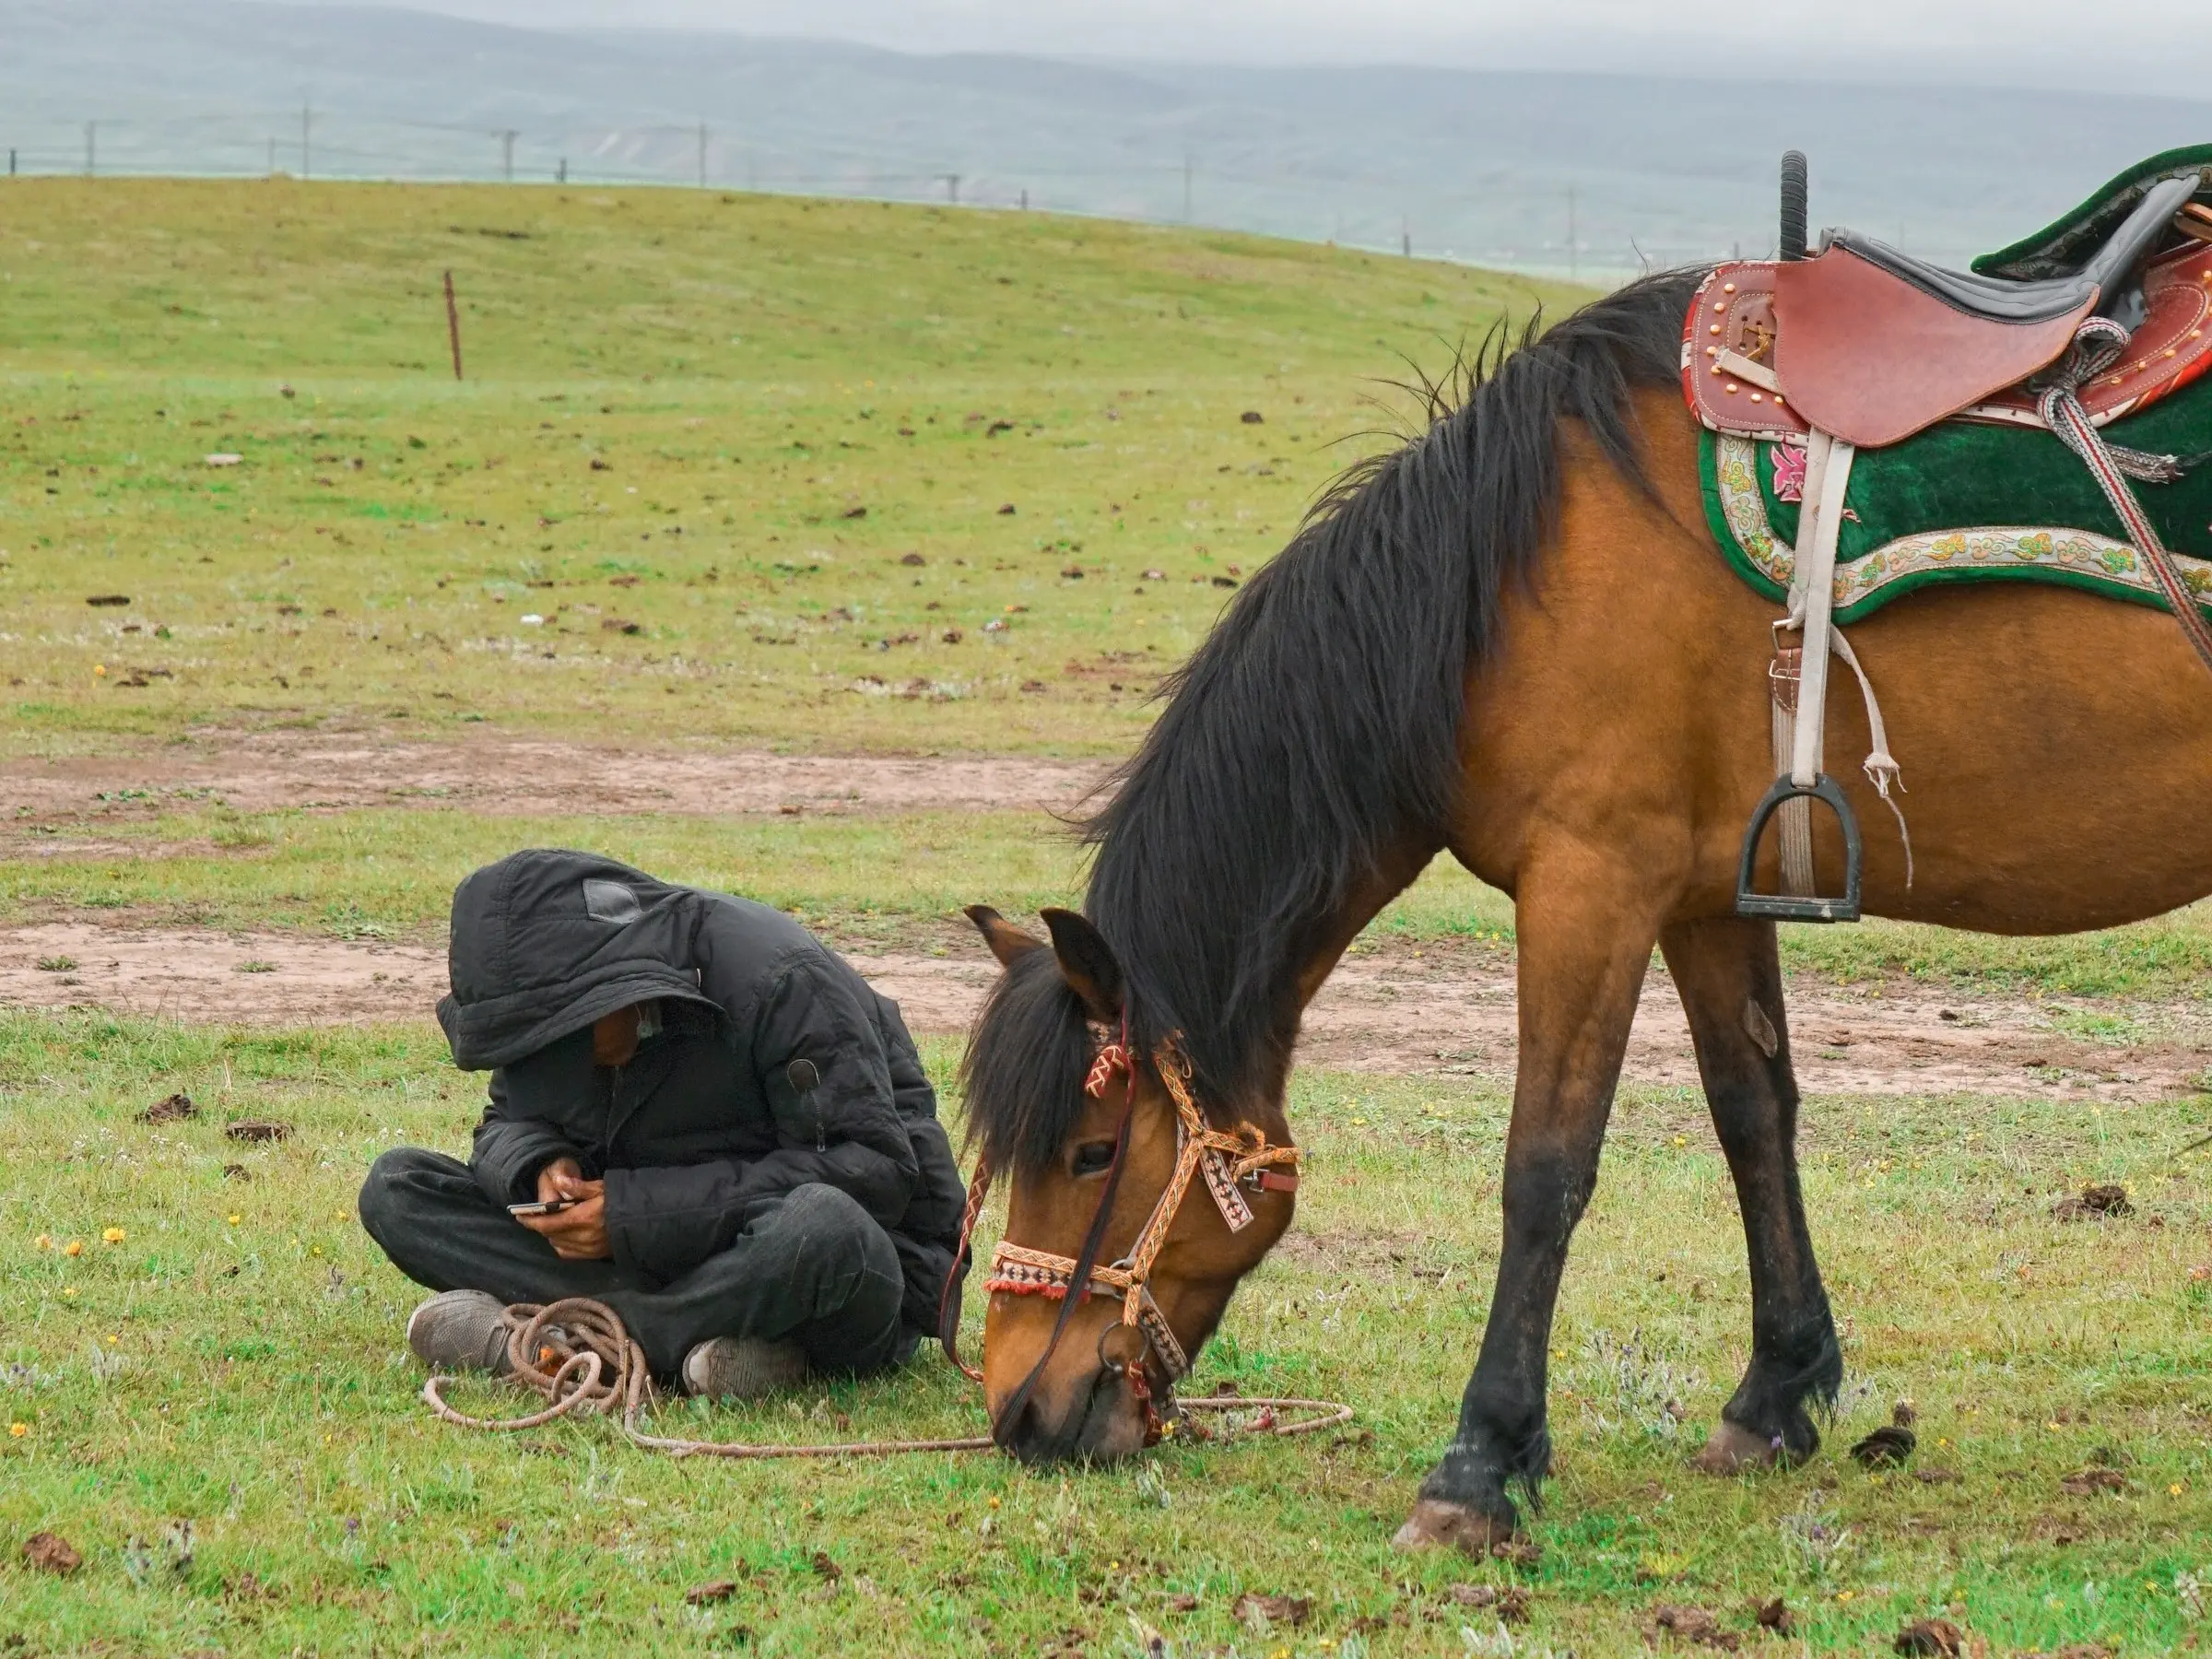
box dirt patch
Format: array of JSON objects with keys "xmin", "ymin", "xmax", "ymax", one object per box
[
  {"xmin": 5, "ymin": 926, "xmax": 2206, "ymax": 1099},
  {"xmin": 1300, "ymin": 942, "xmax": 2212, "ymax": 1101},
  {"xmin": 0, "ymin": 733, "xmax": 1112, "ymax": 827}
]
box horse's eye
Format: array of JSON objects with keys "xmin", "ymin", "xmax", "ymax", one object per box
[{"xmin": 1070, "ymin": 1141, "xmax": 1117, "ymax": 1178}]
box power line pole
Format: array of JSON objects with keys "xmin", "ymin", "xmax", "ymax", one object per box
[
  {"xmin": 1402, "ymin": 217, "xmax": 1411, "ymax": 258},
  {"xmin": 940, "ymin": 172, "xmax": 959, "ymax": 205},
  {"xmin": 557, "ymin": 157, "xmax": 567, "ymax": 184},
  {"xmin": 84, "ymin": 122, "xmax": 94, "ymax": 177},
  {"xmin": 500, "ymin": 129, "xmax": 517, "ymax": 182},
  {"xmin": 301, "ymin": 100, "xmax": 312, "ymax": 181}
]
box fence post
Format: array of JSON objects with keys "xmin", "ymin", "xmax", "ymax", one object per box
[{"xmin": 443, "ymin": 270, "xmax": 464, "ymax": 382}]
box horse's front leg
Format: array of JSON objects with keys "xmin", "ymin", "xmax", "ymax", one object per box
[
  {"xmin": 1394, "ymin": 856, "xmax": 1664, "ymax": 1552},
  {"xmin": 1660, "ymin": 915, "xmax": 1842, "ymax": 1470}
]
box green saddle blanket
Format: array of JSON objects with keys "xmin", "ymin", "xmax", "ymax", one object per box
[{"xmin": 1700, "ymin": 366, "xmax": 2212, "ymax": 624}]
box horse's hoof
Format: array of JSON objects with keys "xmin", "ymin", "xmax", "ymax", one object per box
[
  {"xmin": 1691, "ymin": 1418, "xmax": 1783, "ymax": 1475},
  {"xmin": 1391, "ymin": 1499, "xmax": 1522, "ymax": 1557}
]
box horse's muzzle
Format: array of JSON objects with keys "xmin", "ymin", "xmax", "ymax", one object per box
[{"xmin": 994, "ymin": 1364, "xmax": 1151, "ymax": 1465}]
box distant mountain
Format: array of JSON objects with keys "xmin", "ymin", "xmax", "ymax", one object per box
[{"xmin": 4, "ymin": 0, "xmax": 2209, "ymax": 277}]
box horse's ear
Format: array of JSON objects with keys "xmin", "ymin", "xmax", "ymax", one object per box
[
  {"xmin": 1040, "ymin": 908, "xmax": 1124, "ymax": 1024},
  {"xmin": 965, "ymin": 904, "xmax": 1045, "ymax": 971}
]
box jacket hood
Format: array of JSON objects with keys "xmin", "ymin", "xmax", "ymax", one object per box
[{"xmin": 437, "ymin": 848, "xmax": 717, "ymax": 1071}]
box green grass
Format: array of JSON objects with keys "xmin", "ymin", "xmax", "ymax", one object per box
[
  {"xmin": 0, "ymin": 177, "xmax": 1582, "ymax": 756},
  {"xmin": 6, "ymin": 1011, "xmax": 2212, "ymax": 1654}
]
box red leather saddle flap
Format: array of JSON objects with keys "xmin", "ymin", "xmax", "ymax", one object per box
[
  {"xmin": 1681, "ymin": 264, "xmax": 1808, "ymax": 441},
  {"xmin": 1772, "ymin": 246, "xmax": 2091, "ymax": 449},
  {"xmin": 1967, "ymin": 241, "xmax": 2212, "ymax": 427}
]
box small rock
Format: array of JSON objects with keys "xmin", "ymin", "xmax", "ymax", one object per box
[
  {"xmin": 221, "ymin": 1163, "xmax": 252, "ymax": 1181},
  {"xmin": 2059, "ymin": 1467, "xmax": 2127, "ymax": 1496},
  {"xmin": 1753, "ymin": 1596, "xmax": 1794, "ymax": 1635},
  {"xmin": 1165, "ymin": 1592, "xmax": 1199, "ymax": 1613},
  {"xmin": 2052, "ymin": 1183, "xmax": 2132, "ymax": 1222},
  {"xmin": 996, "ymin": 503, "xmax": 1016, "ymax": 515},
  {"xmin": 1448, "ymin": 1584, "xmax": 1531, "ymax": 1622},
  {"xmin": 139, "ymin": 1091, "xmax": 196, "ymax": 1124},
  {"xmin": 1893, "ymin": 1618, "xmax": 1964, "ymax": 1656},
  {"xmin": 686, "ymin": 1579, "xmax": 739, "ymax": 1605},
  {"xmin": 1488, "ymin": 1535, "xmax": 1541, "ymax": 1568},
  {"xmin": 1240, "ymin": 410, "xmax": 1265, "ymax": 424},
  {"xmin": 1232, "ymin": 1591, "xmax": 1311, "ymax": 1630},
  {"xmin": 24, "ymin": 1532, "xmax": 83, "ymax": 1575},
  {"xmin": 1851, "ymin": 1424, "xmax": 1917, "ymax": 1467},
  {"xmin": 1645, "ymin": 1603, "xmax": 1737, "ymax": 1649},
  {"xmin": 900, "ymin": 552, "xmax": 925, "ymax": 566},
  {"xmin": 224, "ymin": 1119, "xmax": 292, "ymax": 1144}
]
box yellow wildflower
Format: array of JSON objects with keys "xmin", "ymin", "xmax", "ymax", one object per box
[
  {"xmin": 102, "ymin": 1227, "xmax": 125, "ymax": 1244},
  {"xmin": 63, "ymin": 1240, "xmax": 82, "ymax": 1257},
  {"xmin": 7, "ymin": 1423, "xmax": 24, "ymax": 1439}
]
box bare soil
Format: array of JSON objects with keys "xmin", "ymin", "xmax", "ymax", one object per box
[
  {"xmin": 0, "ymin": 734, "xmax": 1112, "ymax": 827},
  {"xmin": 6, "ymin": 924, "xmax": 2204, "ymax": 1100}
]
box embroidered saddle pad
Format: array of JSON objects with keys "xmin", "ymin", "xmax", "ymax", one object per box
[
  {"xmin": 1700, "ymin": 357, "xmax": 2212, "ymax": 622},
  {"xmin": 1693, "ymin": 145, "xmax": 2212, "ymax": 622}
]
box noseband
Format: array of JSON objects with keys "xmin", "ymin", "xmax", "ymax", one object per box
[{"xmin": 938, "ymin": 1033, "xmax": 1301, "ymax": 1446}]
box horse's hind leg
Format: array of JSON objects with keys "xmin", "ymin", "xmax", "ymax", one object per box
[
  {"xmin": 1394, "ymin": 855, "xmax": 1663, "ymax": 1552},
  {"xmin": 1659, "ymin": 915, "xmax": 1841, "ymax": 1471}
]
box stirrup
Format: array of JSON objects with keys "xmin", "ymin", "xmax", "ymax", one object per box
[{"xmin": 1734, "ymin": 774, "xmax": 1863, "ymax": 923}]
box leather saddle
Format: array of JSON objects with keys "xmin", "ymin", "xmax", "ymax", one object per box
[{"xmin": 1688, "ymin": 170, "xmax": 2210, "ymax": 449}]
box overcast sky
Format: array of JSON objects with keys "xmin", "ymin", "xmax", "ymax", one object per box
[{"xmin": 269, "ymin": 0, "xmax": 2209, "ymax": 92}]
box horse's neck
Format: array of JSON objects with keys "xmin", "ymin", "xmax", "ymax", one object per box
[{"xmin": 1290, "ymin": 843, "xmax": 1442, "ymax": 1011}]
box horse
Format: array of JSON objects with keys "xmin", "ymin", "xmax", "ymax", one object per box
[{"xmin": 953, "ymin": 266, "xmax": 2212, "ymax": 1552}]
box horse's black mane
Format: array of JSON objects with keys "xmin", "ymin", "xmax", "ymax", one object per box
[{"xmin": 963, "ymin": 269, "xmax": 1700, "ymax": 1175}]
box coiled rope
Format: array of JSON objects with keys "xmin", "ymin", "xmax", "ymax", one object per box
[{"xmin": 421, "ymin": 1296, "xmax": 1353, "ymax": 1458}]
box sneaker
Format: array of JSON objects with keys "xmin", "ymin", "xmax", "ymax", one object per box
[
  {"xmin": 406, "ymin": 1290, "xmax": 513, "ymax": 1374},
  {"xmin": 681, "ymin": 1335, "xmax": 810, "ymax": 1400}
]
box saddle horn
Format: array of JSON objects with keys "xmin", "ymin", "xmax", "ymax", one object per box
[{"xmin": 1779, "ymin": 150, "xmax": 1809, "ymax": 262}]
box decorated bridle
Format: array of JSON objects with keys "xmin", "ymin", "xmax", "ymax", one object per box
[{"xmin": 937, "ymin": 1031, "xmax": 1301, "ymax": 1445}]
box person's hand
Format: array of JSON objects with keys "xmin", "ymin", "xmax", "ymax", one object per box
[
  {"xmin": 520, "ymin": 1157, "xmax": 611, "ymax": 1261},
  {"xmin": 535, "ymin": 1157, "xmax": 584, "ymax": 1206}
]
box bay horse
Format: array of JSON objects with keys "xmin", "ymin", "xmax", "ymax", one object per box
[{"xmin": 956, "ymin": 267, "xmax": 2212, "ymax": 1552}]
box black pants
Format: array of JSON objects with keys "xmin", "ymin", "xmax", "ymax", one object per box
[{"xmin": 358, "ymin": 1148, "xmax": 909, "ymax": 1377}]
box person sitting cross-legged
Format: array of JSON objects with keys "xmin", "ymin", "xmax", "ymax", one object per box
[{"xmin": 358, "ymin": 848, "xmax": 965, "ymax": 1399}]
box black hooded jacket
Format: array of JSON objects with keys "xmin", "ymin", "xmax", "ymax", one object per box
[{"xmin": 437, "ymin": 849, "xmax": 965, "ymax": 1333}]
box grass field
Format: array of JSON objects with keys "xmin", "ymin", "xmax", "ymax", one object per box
[
  {"xmin": 6, "ymin": 180, "xmax": 2212, "ymax": 1657},
  {"xmin": 6, "ymin": 1016, "xmax": 2212, "ymax": 1656},
  {"xmin": 0, "ymin": 177, "xmax": 1574, "ymax": 756}
]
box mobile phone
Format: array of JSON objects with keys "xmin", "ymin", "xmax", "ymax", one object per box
[{"xmin": 507, "ymin": 1197, "xmax": 580, "ymax": 1218}]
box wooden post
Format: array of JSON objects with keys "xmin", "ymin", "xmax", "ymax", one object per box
[{"xmin": 443, "ymin": 270, "xmax": 464, "ymax": 381}]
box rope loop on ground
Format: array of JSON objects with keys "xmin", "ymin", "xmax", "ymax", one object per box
[{"xmin": 420, "ymin": 1296, "xmax": 1352, "ymax": 1458}]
